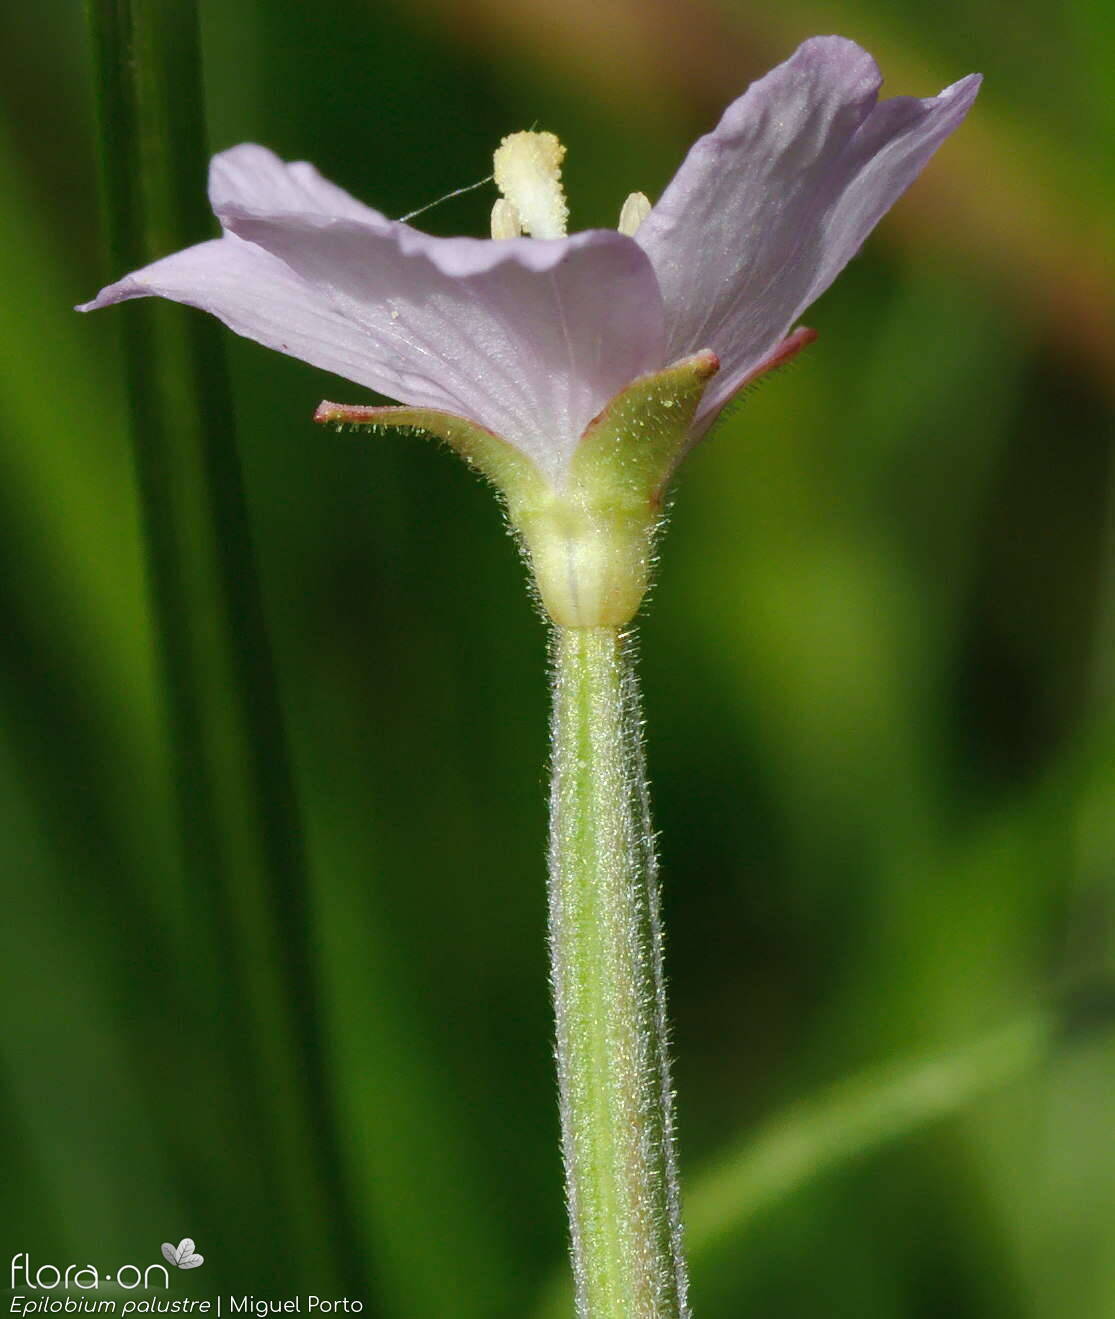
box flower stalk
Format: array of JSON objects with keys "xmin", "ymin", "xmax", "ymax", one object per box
[{"xmin": 549, "ymin": 625, "xmax": 686, "ymax": 1318}]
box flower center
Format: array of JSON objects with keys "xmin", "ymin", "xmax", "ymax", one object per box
[{"xmin": 491, "ymin": 131, "xmax": 651, "ymax": 240}]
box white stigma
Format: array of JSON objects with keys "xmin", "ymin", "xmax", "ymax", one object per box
[
  {"xmin": 490, "ymin": 197, "xmax": 523, "ymax": 240},
  {"xmin": 617, "ymin": 191, "xmax": 651, "ymax": 237},
  {"xmin": 493, "ymin": 131, "xmax": 568, "ymax": 239}
]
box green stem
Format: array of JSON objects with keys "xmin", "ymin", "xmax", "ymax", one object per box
[{"xmin": 549, "ymin": 625, "xmax": 687, "ymax": 1318}]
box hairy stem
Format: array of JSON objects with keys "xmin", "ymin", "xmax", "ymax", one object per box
[{"xmin": 548, "ymin": 625, "xmax": 687, "ymax": 1318}]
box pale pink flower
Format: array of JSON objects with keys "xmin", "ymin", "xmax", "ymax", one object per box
[{"xmin": 81, "ymin": 36, "xmax": 980, "ymax": 485}]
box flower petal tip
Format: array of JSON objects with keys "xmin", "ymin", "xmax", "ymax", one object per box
[
  {"xmin": 938, "ymin": 72, "xmax": 983, "ymax": 117},
  {"xmin": 74, "ymin": 289, "xmax": 115, "ymax": 313}
]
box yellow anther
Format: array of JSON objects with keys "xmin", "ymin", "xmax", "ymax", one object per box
[
  {"xmin": 617, "ymin": 192, "xmax": 652, "ymax": 237},
  {"xmin": 493, "ymin": 131, "xmax": 568, "ymax": 239},
  {"xmin": 490, "ymin": 197, "xmax": 523, "ymax": 240}
]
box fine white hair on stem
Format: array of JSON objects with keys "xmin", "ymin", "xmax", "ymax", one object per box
[{"xmin": 548, "ymin": 624, "xmax": 688, "ymax": 1317}]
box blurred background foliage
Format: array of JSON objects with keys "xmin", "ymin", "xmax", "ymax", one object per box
[{"xmin": 2, "ymin": 0, "xmax": 1114, "ymax": 1315}]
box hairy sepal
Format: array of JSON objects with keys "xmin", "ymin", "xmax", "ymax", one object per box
[
  {"xmin": 314, "ymin": 400, "xmax": 548, "ymax": 502},
  {"xmin": 315, "ymin": 351, "xmax": 718, "ymax": 628},
  {"xmin": 519, "ymin": 351, "xmax": 718, "ymax": 626}
]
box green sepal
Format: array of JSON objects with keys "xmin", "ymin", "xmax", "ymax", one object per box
[
  {"xmin": 314, "ymin": 350, "xmax": 719, "ymax": 627},
  {"xmin": 568, "ymin": 349, "xmax": 719, "ymax": 506},
  {"xmin": 313, "ymin": 399, "xmax": 550, "ymax": 505},
  {"xmin": 512, "ymin": 351, "xmax": 719, "ymax": 625}
]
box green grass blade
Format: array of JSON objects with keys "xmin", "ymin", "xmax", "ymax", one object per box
[
  {"xmin": 82, "ymin": 0, "xmax": 358, "ymax": 1288},
  {"xmin": 682, "ymin": 1012, "xmax": 1051, "ymax": 1257}
]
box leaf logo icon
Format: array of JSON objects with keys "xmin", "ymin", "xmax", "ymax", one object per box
[{"xmin": 161, "ymin": 1239, "xmax": 205, "ymax": 1269}]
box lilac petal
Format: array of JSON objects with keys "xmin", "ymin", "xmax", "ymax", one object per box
[
  {"xmin": 82, "ymin": 145, "xmax": 666, "ymax": 481},
  {"xmin": 77, "ymin": 235, "xmax": 434, "ymax": 399},
  {"xmin": 635, "ymin": 36, "xmax": 980, "ymax": 424},
  {"xmin": 215, "ymin": 202, "xmax": 665, "ymax": 479},
  {"xmin": 208, "ymin": 143, "xmax": 384, "ymax": 226}
]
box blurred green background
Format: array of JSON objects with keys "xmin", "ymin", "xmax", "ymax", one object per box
[{"xmin": 3, "ymin": 0, "xmax": 1114, "ymax": 1314}]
